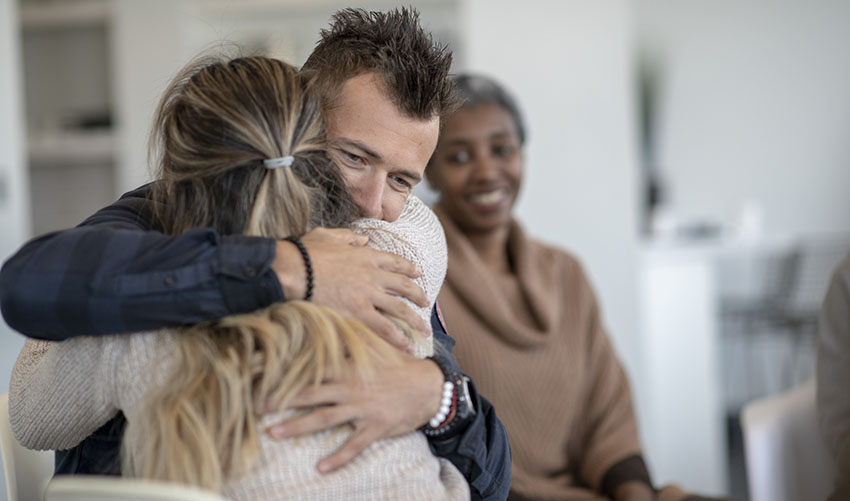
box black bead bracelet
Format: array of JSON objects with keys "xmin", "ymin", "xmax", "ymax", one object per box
[{"xmin": 284, "ymin": 236, "xmax": 313, "ymax": 301}]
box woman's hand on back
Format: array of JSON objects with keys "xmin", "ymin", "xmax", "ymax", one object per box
[
  {"xmin": 273, "ymin": 227, "xmax": 429, "ymax": 351},
  {"xmin": 264, "ymin": 354, "xmax": 445, "ymax": 473}
]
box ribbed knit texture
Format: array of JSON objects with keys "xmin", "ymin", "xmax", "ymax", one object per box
[
  {"xmin": 351, "ymin": 195, "xmax": 447, "ymax": 358},
  {"xmin": 434, "ymin": 206, "xmax": 643, "ymax": 500},
  {"xmin": 8, "ymin": 197, "xmax": 466, "ymax": 500}
]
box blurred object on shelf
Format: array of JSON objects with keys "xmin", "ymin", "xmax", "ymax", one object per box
[
  {"xmin": 28, "ymin": 128, "xmax": 114, "ymax": 167},
  {"xmin": 736, "ymin": 200, "xmax": 764, "ymax": 242}
]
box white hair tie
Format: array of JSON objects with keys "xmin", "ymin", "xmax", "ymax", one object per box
[{"xmin": 264, "ymin": 156, "xmax": 294, "ymax": 169}]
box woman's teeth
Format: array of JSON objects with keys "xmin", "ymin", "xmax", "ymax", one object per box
[
  {"xmin": 471, "ymin": 190, "xmax": 505, "ymax": 205},
  {"xmin": 470, "ymin": 190, "xmax": 506, "ymax": 205}
]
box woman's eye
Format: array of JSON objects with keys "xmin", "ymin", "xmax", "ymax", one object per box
[
  {"xmin": 448, "ymin": 150, "xmax": 470, "ymax": 164},
  {"xmin": 492, "ymin": 144, "xmax": 516, "ymax": 158}
]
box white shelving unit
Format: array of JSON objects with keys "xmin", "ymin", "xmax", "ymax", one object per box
[
  {"xmin": 27, "ymin": 129, "xmax": 115, "ymax": 166},
  {"xmin": 19, "ymin": 0, "xmax": 117, "ymax": 235},
  {"xmin": 19, "ymin": 0, "xmax": 110, "ymax": 29},
  {"xmin": 16, "ymin": 0, "xmax": 461, "ymax": 235}
]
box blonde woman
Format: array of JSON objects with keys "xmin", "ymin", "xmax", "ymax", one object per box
[{"xmin": 10, "ymin": 55, "xmax": 467, "ymax": 500}]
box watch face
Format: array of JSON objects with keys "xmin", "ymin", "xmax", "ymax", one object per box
[{"xmin": 456, "ymin": 376, "xmax": 475, "ymax": 419}]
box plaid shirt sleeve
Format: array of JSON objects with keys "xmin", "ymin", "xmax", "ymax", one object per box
[
  {"xmin": 0, "ymin": 184, "xmax": 283, "ymax": 340},
  {"xmin": 428, "ymin": 305, "xmax": 512, "ymax": 501}
]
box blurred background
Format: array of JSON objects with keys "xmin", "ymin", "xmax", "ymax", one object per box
[{"xmin": 1, "ymin": 0, "xmax": 848, "ymax": 499}]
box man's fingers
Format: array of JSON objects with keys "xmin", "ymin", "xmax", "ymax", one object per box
[
  {"xmin": 381, "ymin": 272, "xmax": 429, "ymax": 308},
  {"xmin": 360, "ymin": 310, "xmax": 411, "ymax": 352},
  {"xmin": 373, "ymin": 294, "xmax": 428, "ymax": 334},
  {"xmin": 267, "ymin": 404, "xmax": 355, "ymax": 440},
  {"xmin": 375, "ymin": 251, "xmax": 421, "ymax": 279},
  {"xmin": 316, "ymin": 427, "xmax": 377, "ymax": 473},
  {"xmin": 330, "ymin": 228, "xmax": 369, "ymax": 246},
  {"xmin": 304, "ymin": 227, "xmax": 368, "ymax": 246},
  {"xmin": 287, "ymin": 382, "xmax": 351, "ymax": 408}
]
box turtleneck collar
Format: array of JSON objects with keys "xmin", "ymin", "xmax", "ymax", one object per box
[{"xmin": 434, "ymin": 205, "xmax": 562, "ymax": 348}]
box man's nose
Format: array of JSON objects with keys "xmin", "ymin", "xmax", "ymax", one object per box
[{"xmin": 358, "ymin": 182, "xmax": 384, "ymax": 219}]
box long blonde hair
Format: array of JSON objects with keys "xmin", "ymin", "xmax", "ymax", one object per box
[{"xmin": 122, "ymin": 54, "xmax": 401, "ymax": 490}]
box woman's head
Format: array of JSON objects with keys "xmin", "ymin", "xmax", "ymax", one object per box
[
  {"xmin": 426, "ymin": 74, "xmax": 525, "ymax": 237},
  {"xmin": 150, "ymin": 55, "xmax": 357, "ymax": 238},
  {"xmin": 125, "ymin": 54, "xmax": 374, "ymax": 489}
]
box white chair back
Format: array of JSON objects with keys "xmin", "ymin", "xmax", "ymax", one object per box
[
  {"xmin": 742, "ymin": 378, "xmax": 835, "ymax": 501},
  {"xmin": 44, "ymin": 476, "xmax": 226, "ymax": 501},
  {"xmin": 0, "ymin": 392, "xmax": 55, "ymax": 501}
]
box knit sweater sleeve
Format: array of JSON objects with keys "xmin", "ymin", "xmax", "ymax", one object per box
[
  {"xmin": 572, "ymin": 264, "xmax": 645, "ymax": 492},
  {"xmin": 9, "ymin": 336, "xmax": 130, "ymax": 451}
]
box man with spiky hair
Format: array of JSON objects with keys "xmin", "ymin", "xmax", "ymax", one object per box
[{"xmin": 0, "ymin": 7, "xmax": 510, "ymax": 500}]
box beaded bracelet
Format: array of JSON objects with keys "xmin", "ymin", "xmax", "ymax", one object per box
[
  {"xmin": 420, "ymin": 356, "xmax": 476, "ymax": 438},
  {"xmin": 428, "ymin": 381, "xmax": 456, "ymax": 428},
  {"xmin": 284, "ymin": 236, "xmax": 313, "ymax": 301}
]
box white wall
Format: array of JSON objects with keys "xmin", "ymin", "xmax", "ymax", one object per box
[
  {"xmin": 638, "ymin": 0, "xmax": 850, "ymax": 237},
  {"xmin": 458, "ymin": 0, "xmax": 643, "ymax": 383},
  {"xmin": 0, "ymin": 0, "xmax": 30, "ymax": 498},
  {"xmin": 111, "ymin": 0, "xmax": 186, "ymax": 193}
]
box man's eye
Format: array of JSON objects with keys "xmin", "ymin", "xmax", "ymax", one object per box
[
  {"xmin": 343, "ymin": 151, "xmax": 365, "ymax": 165},
  {"xmin": 389, "ymin": 176, "xmax": 412, "ymax": 192}
]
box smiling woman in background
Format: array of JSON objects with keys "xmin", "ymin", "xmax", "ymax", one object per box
[{"xmin": 426, "ymin": 74, "xmax": 704, "ymax": 501}]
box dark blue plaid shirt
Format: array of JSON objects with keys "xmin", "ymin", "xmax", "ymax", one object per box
[{"xmin": 0, "ymin": 184, "xmax": 511, "ymax": 500}]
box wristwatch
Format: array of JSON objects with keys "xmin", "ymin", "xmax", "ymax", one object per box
[{"xmin": 420, "ymin": 356, "xmax": 476, "ymax": 438}]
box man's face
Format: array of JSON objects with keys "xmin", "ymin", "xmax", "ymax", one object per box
[{"xmin": 325, "ymin": 72, "xmax": 440, "ymax": 222}]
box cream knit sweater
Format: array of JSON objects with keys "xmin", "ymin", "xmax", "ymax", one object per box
[
  {"xmin": 10, "ymin": 196, "xmax": 467, "ymax": 501},
  {"xmin": 350, "ymin": 195, "xmax": 447, "ymax": 359}
]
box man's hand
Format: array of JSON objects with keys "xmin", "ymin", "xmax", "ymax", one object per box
[
  {"xmin": 266, "ymin": 355, "xmax": 444, "ymax": 473},
  {"xmin": 274, "ymin": 227, "xmax": 429, "ymax": 351}
]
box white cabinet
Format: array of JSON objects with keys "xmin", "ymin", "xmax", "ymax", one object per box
[
  {"xmin": 20, "ymin": 0, "xmax": 117, "ymax": 236},
  {"xmin": 638, "ymin": 243, "xmax": 728, "ymax": 495}
]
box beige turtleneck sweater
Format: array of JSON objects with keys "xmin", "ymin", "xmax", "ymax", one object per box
[{"xmin": 434, "ymin": 207, "xmax": 643, "ymax": 500}]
